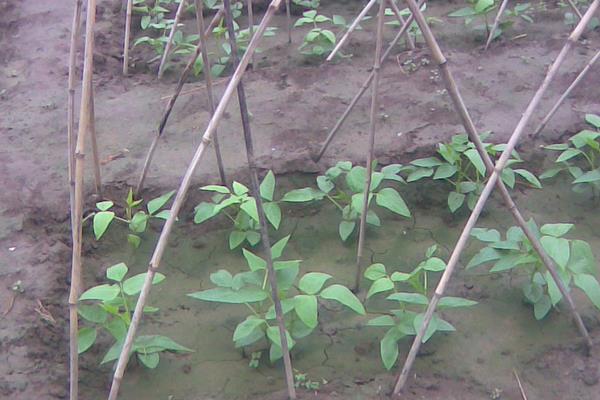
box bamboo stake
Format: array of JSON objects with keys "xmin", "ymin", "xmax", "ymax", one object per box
[
  {"xmin": 69, "ymin": 1, "xmax": 96, "ymax": 399},
  {"xmin": 484, "ymin": 0, "xmax": 509, "ymax": 51},
  {"xmin": 136, "ymin": 8, "xmax": 226, "ymax": 194},
  {"xmin": 286, "ymin": 0, "xmax": 292, "ymax": 43},
  {"xmin": 158, "ymin": 0, "xmax": 188, "ymax": 79},
  {"xmin": 248, "ymin": 0, "xmax": 255, "ymax": 68},
  {"xmin": 567, "ymin": 0, "xmax": 584, "ymax": 20},
  {"xmin": 389, "ymin": 0, "xmax": 415, "ymax": 50},
  {"xmin": 513, "ymin": 369, "xmax": 529, "ymax": 400},
  {"xmin": 355, "ymin": 0, "xmax": 386, "ymax": 292},
  {"xmin": 195, "ymin": 0, "xmax": 228, "ymax": 187},
  {"xmin": 315, "ymin": 0, "xmax": 426, "ymax": 162},
  {"xmin": 123, "ymin": 0, "xmax": 133, "ymax": 75},
  {"xmin": 68, "ymin": 0, "xmax": 83, "ymax": 198},
  {"xmin": 107, "ymin": 2, "xmax": 283, "ymax": 398},
  {"xmin": 89, "ymin": 85, "xmax": 102, "ymax": 196},
  {"xmin": 393, "ymin": 0, "xmax": 598, "ymax": 395},
  {"xmin": 533, "ymin": 49, "xmax": 600, "ymax": 137},
  {"xmin": 326, "ymin": 0, "xmax": 379, "ymax": 61},
  {"xmin": 223, "ymin": 0, "xmax": 295, "ymax": 396}
]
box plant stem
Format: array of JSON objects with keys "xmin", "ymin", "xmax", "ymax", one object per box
[{"xmin": 325, "ymin": 193, "xmax": 345, "ymax": 212}]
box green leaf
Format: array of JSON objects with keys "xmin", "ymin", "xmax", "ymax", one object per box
[
  {"xmin": 266, "ymin": 326, "xmax": 295, "ymax": 350},
  {"xmin": 585, "ymin": 113, "xmax": 600, "ymax": 129},
  {"xmin": 262, "ymin": 202, "xmax": 281, "ymax": 230},
  {"xmin": 391, "ymin": 271, "xmax": 411, "ymax": 281},
  {"xmin": 438, "ymin": 297, "xmax": 477, "ymax": 308},
  {"xmin": 470, "ymin": 228, "xmax": 501, "ymax": 242},
  {"xmin": 514, "ymin": 169, "xmax": 542, "ymax": 188},
  {"xmin": 210, "ymin": 269, "xmax": 233, "ymax": 287},
  {"xmin": 544, "ymin": 143, "xmax": 569, "ymax": 151},
  {"xmin": 188, "ymin": 287, "xmax": 268, "ymax": 303},
  {"xmin": 298, "ymin": 272, "xmax": 332, "ymax": 295},
  {"xmin": 367, "ymin": 315, "xmax": 395, "ymax": 327},
  {"xmin": 464, "ymin": 149, "xmax": 486, "ymax": 176},
  {"xmin": 490, "ymin": 240, "xmax": 520, "ymax": 250},
  {"xmin": 232, "ymin": 181, "xmax": 249, "ymax": 196},
  {"xmin": 541, "ymin": 236, "xmax": 570, "ymax": 269},
  {"xmin": 96, "ymin": 201, "xmax": 114, "ymax": 211},
  {"xmin": 317, "ymin": 175, "xmax": 335, "ymax": 193},
  {"xmin": 364, "ymin": 263, "xmax": 387, "ymax": 281},
  {"xmin": 381, "ymin": 327, "xmax": 404, "ymax": 370},
  {"xmin": 79, "ymin": 284, "xmax": 120, "ymax": 302},
  {"xmin": 229, "ymin": 230, "xmax": 245, "ymax": 249},
  {"xmin": 123, "ymin": 272, "xmax": 166, "ymax": 296},
  {"xmin": 233, "ymin": 316, "xmax": 266, "ymax": 343},
  {"xmin": 246, "ymin": 231, "xmax": 261, "ymax": 246},
  {"xmin": 194, "ymin": 202, "xmax": 218, "ymax": 224},
  {"xmin": 420, "ymin": 257, "xmax": 446, "ymax": 272},
  {"xmin": 201, "ymin": 185, "xmax": 230, "ymax": 193},
  {"xmin": 78, "ymin": 327, "xmax": 97, "ymax": 354},
  {"xmin": 448, "ymin": 192, "xmax": 465, "ymax": 213},
  {"xmin": 93, "ymin": 211, "xmax": 115, "ymax": 240},
  {"xmin": 556, "ymin": 148, "xmax": 583, "ymax": 162},
  {"xmin": 573, "ymin": 169, "xmax": 600, "ymax": 184},
  {"xmin": 105, "ymin": 318, "xmax": 127, "ymax": 341},
  {"xmin": 147, "ymin": 190, "xmax": 175, "ymax": 215},
  {"xmin": 320, "ymin": 284, "xmax": 365, "ymax": 315},
  {"xmin": 490, "ymin": 254, "xmax": 537, "ymax": 272},
  {"xmin": 294, "ymin": 295, "xmax": 318, "ymax": 328},
  {"xmin": 467, "ymin": 247, "xmax": 501, "ymax": 269},
  {"xmin": 411, "ymin": 157, "xmax": 443, "ymax": 167},
  {"xmin": 534, "ymin": 295, "xmax": 552, "ymax": 320},
  {"xmin": 339, "ymin": 220, "xmax": 356, "ymax": 241},
  {"xmin": 376, "ymin": 188, "xmax": 411, "ymax": 217},
  {"xmin": 346, "ymin": 166, "xmax": 367, "ymax": 193},
  {"xmin": 129, "ymin": 211, "xmax": 149, "ymax": 233},
  {"xmin": 523, "ymin": 281, "xmax": 544, "ymax": 304},
  {"xmin": 106, "ymin": 263, "xmax": 128, "ymax": 282},
  {"xmin": 127, "ymin": 234, "xmax": 141, "ymax": 248},
  {"xmin": 434, "ymin": 164, "xmax": 457, "ymax": 179},
  {"xmin": 137, "ymin": 352, "xmax": 159, "ymax": 369},
  {"xmin": 321, "ymin": 29, "xmax": 336, "ymax": 44},
  {"xmin": 270, "ymin": 235, "xmax": 290, "ymax": 260},
  {"xmin": 570, "ymin": 130, "xmax": 600, "ymax": 148},
  {"xmin": 501, "ymin": 168, "xmax": 516, "ymax": 188},
  {"xmin": 448, "ymin": 6, "xmax": 478, "ymax": 17},
  {"xmin": 243, "ymin": 248, "xmax": 267, "ymax": 271},
  {"xmin": 134, "ymin": 335, "xmax": 193, "ymax": 354},
  {"xmin": 474, "ymin": 0, "xmax": 494, "ymax": 12},
  {"xmin": 568, "ymin": 240, "xmax": 596, "ymax": 275},
  {"xmin": 274, "ymin": 260, "xmax": 301, "ymax": 270},
  {"xmin": 367, "ymin": 277, "xmax": 395, "ymax": 298},
  {"xmin": 281, "ymin": 188, "xmax": 320, "ymax": 202},
  {"xmin": 387, "ymin": 292, "xmax": 428, "ymax": 305},
  {"xmin": 540, "ymin": 167, "xmax": 564, "ymax": 179},
  {"xmin": 366, "ymin": 209, "xmax": 381, "ymax": 226},
  {"xmin": 260, "ymin": 171, "xmax": 276, "ymax": 201},
  {"xmin": 265, "ymin": 298, "xmax": 295, "ymax": 319},
  {"xmin": 240, "ymin": 198, "xmax": 259, "ymax": 222},
  {"xmin": 78, "ymin": 304, "xmax": 108, "ymax": 324},
  {"xmin": 407, "ymin": 168, "xmax": 433, "ymax": 182},
  {"xmin": 574, "ymin": 274, "xmax": 600, "ymax": 309},
  {"xmin": 540, "ymin": 223, "xmax": 573, "ymax": 237}
]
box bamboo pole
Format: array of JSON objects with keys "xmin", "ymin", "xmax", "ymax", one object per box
[
  {"xmin": 68, "ymin": 0, "xmax": 83, "ymax": 200},
  {"xmin": 69, "ymin": 1, "xmax": 96, "ymax": 399},
  {"xmin": 484, "ymin": 0, "xmax": 509, "ymax": 50},
  {"xmin": 315, "ymin": 0, "xmax": 426, "ymax": 162},
  {"xmin": 222, "ymin": 0, "xmax": 295, "ymax": 396},
  {"xmin": 326, "ymin": 0, "xmax": 379, "ymax": 61},
  {"xmin": 107, "ymin": 2, "xmax": 283, "ymax": 398},
  {"xmin": 567, "ymin": 0, "xmax": 584, "ymax": 20},
  {"xmin": 123, "ymin": 0, "xmax": 133, "ymax": 75},
  {"xmin": 393, "ymin": 0, "xmax": 598, "ymax": 395},
  {"xmin": 136, "ymin": 8, "xmax": 226, "ymax": 194},
  {"xmin": 533, "ymin": 49, "xmax": 600, "ymax": 137},
  {"xmin": 248, "ymin": 0, "xmax": 255, "ymax": 69},
  {"xmin": 286, "ymin": 0, "xmax": 292, "ymax": 43},
  {"xmin": 355, "ymin": 0, "xmax": 386, "ymax": 292},
  {"xmin": 195, "ymin": 0, "xmax": 228, "ymax": 187},
  {"xmin": 158, "ymin": 0, "xmax": 188, "ymax": 79},
  {"xmin": 89, "ymin": 85, "xmax": 102, "ymax": 196},
  {"xmin": 389, "ymin": 0, "xmax": 415, "ymax": 50}
]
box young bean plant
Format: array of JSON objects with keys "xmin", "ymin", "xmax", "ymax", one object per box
[
  {"xmin": 540, "ymin": 114, "xmax": 600, "ymax": 198},
  {"xmin": 194, "ymin": 171, "xmax": 314, "ymax": 249},
  {"xmin": 404, "ymin": 133, "xmax": 541, "ymax": 213},
  {"xmin": 78, "ymin": 262, "xmax": 192, "ymax": 369},
  {"xmin": 187, "ymin": 236, "xmax": 365, "ymax": 365},
  {"xmin": 92, "ymin": 189, "xmax": 175, "ymax": 248},
  {"xmin": 363, "ymin": 245, "xmax": 477, "ymax": 369},
  {"xmin": 294, "ymin": 10, "xmax": 346, "ymax": 57},
  {"xmin": 467, "ymin": 220, "xmax": 600, "ymax": 319}
]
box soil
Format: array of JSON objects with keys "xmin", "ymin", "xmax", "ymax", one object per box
[{"xmin": 0, "ymin": 0, "xmax": 599, "ymax": 399}]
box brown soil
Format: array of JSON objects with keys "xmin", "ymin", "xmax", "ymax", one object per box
[{"xmin": 1, "ymin": 0, "xmax": 599, "ymax": 399}]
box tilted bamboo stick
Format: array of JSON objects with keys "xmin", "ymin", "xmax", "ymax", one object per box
[
  {"xmin": 222, "ymin": 0, "xmax": 295, "ymax": 395},
  {"xmin": 286, "ymin": 0, "xmax": 292, "ymax": 43},
  {"xmin": 158, "ymin": 0, "xmax": 188, "ymax": 79},
  {"xmin": 327, "ymin": 0, "xmax": 379, "ymax": 61},
  {"xmin": 567, "ymin": 0, "xmax": 584, "ymax": 20},
  {"xmin": 107, "ymin": 2, "xmax": 284, "ymax": 398},
  {"xmin": 356, "ymin": 0, "xmax": 386, "ymax": 292},
  {"xmin": 393, "ymin": 0, "xmax": 599, "ymax": 395},
  {"xmin": 533, "ymin": 49, "xmax": 600, "ymax": 137},
  {"xmin": 67, "ymin": 0, "xmax": 83, "ymax": 201},
  {"xmin": 123, "ymin": 0, "xmax": 133, "ymax": 75},
  {"xmin": 389, "ymin": 0, "xmax": 415, "ymax": 50},
  {"xmin": 69, "ymin": 1, "xmax": 96, "ymax": 399},
  {"xmin": 195, "ymin": 0, "xmax": 228, "ymax": 187},
  {"xmin": 136, "ymin": 7, "xmax": 226, "ymax": 194},
  {"xmin": 89, "ymin": 85, "xmax": 102, "ymax": 196},
  {"xmin": 484, "ymin": 0, "xmax": 509, "ymax": 51},
  {"xmin": 248, "ymin": 0, "xmax": 255, "ymax": 68},
  {"xmin": 315, "ymin": 0, "xmax": 426, "ymax": 162}
]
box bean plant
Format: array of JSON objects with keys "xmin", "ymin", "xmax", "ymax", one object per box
[
  {"xmin": 92, "ymin": 189, "xmax": 175, "ymax": 248},
  {"xmin": 78, "ymin": 262, "xmax": 192, "ymax": 369},
  {"xmin": 467, "ymin": 220, "xmax": 600, "ymax": 319},
  {"xmin": 194, "ymin": 171, "xmax": 314, "ymax": 249},
  {"xmin": 294, "ymin": 10, "xmax": 346, "ymax": 57},
  {"xmin": 364, "ymin": 245, "xmax": 477, "ymax": 369},
  {"xmin": 404, "ymin": 133, "xmax": 541, "ymax": 213},
  {"xmin": 541, "ymin": 114, "xmax": 600, "ymax": 198},
  {"xmin": 188, "ymin": 236, "xmax": 365, "ymax": 364}
]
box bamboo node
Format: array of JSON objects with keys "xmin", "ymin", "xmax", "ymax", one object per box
[
  {"xmin": 75, "ymin": 151, "xmax": 85, "ymax": 159},
  {"xmin": 201, "ymin": 136, "xmax": 212, "ymax": 145}
]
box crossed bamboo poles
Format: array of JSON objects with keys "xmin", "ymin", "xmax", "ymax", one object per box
[{"xmin": 66, "ymin": 0, "xmax": 600, "ymax": 398}]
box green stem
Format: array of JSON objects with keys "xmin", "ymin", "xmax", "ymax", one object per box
[
  {"xmin": 119, "ymin": 283, "xmax": 131, "ymax": 325},
  {"xmin": 325, "ymin": 193, "xmax": 345, "ymax": 212}
]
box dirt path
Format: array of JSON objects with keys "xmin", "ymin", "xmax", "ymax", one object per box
[{"xmin": 0, "ymin": 0, "xmax": 599, "ymax": 398}]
